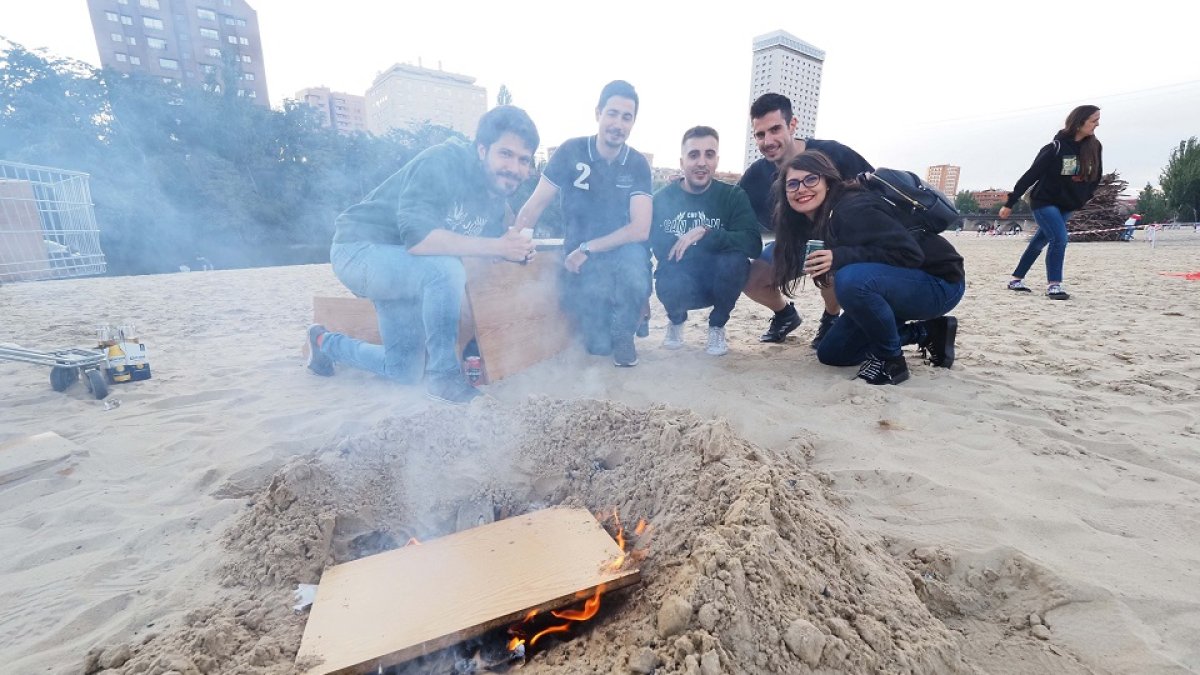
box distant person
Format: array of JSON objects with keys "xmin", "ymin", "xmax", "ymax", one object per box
[
  {"xmin": 772, "ymin": 151, "xmax": 965, "ymax": 384},
  {"xmin": 650, "ymin": 126, "xmax": 761, "ymax": 356},
  {"xmin": 1001, "ymin": 105, "xmax": 1103, "ymax": 300},
  {"xmin": 515, "ymin": 80, "xmax": 653, "ymax": 367},
  {"xmin": 1121, "ymin": 214, "xmax": 1141, "ymax": 241},
  {"xmin": 977, "ymin": 222, "xmax": 988, "ymax": 237},
  {"xmin": 306, "ymin": 105, "xmax": 539, "ymax": 405},
  {"xmin": 738, "ymin": 93, "xmax": 874, "ymax": 348}
]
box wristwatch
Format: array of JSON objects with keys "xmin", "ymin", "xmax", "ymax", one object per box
[{"xmin": 578, "ymin": 241, "xmax": 591, "ymax": 255}]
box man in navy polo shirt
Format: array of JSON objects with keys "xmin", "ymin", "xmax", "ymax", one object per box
[
  {"xmin": 515, "ymin": 80, "xmax": 653, "ymax": 367},
  {"xmin": 738, "ymin": 93, "xmax": 873, "ymax": 349}
]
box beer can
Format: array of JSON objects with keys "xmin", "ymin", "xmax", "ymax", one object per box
[
  {"xmin": 803, "ymin": 239, "xmax": 824, "ymax": 275},
  {"xmin": 465, "ymin": 356, "xmax": 482, "ymax": 386}
]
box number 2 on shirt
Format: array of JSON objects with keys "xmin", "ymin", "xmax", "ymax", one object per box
[{"xmin": 573, "ymin": 162, "xmax": 591, "ymax": 190}]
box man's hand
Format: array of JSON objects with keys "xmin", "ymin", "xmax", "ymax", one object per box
[
  {"xmin": 668, "ymin": 227, "xmax": 707, "ymax": 262},
  {"xmin": 496, "ymin": 226, "xmax": 535, "ymax": 263},
  {"xmin": 804, "ymin": 248, "xmax": 832, "ymax": 278},
  {"xmin": 998, "ymin": 206, "xmax": 1012, "ymax": 219},
  {"xmin": 564, "ymin": 247, "xmax": 588, "ymax": 273}
]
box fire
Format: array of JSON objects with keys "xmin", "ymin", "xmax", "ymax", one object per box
[
  {"xmin": 405, "ymin": 537, "xmax": 421, "ymax": 546},
  {"xmin": 504, "ymin": 509, "xmax": 649, "ymax": 657}
]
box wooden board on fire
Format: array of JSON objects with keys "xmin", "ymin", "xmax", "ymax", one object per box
[{"xmin": 295, "ymin": 506, "xmax": 641, "ymax": 674}]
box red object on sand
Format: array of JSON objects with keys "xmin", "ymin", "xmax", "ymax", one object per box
[{"xmin": 1158, "ymin": 271, "xmax": 1200, "ymax": 280}]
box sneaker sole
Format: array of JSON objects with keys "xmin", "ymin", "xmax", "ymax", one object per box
[
  {"xmin": 613, "ymin": 359, "xmax": 639, "ymax": 367},
  {"xmin": 1047, "ymin": 293, "xmax": 1070, "ymax": 300}
]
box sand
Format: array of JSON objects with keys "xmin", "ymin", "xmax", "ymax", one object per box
[{"xmin": 2, "ymin": 231, "xmax": 1199, "ymax": 674}]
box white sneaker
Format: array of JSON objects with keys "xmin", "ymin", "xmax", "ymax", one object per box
[
  {"xmin": 705, "ymin": 326, "xmax": 728, "ymax": 356},
  {"xmin": 663, "ymin": 322, "xmax": 685, "ymax": 350}
]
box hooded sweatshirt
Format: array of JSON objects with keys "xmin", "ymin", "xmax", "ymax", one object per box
[{"xmin": 1004, "ymin": 131, "xmax": 1102, "ymax": 211}]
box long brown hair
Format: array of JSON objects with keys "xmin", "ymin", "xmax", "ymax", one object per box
[
  {"xmin": 1063, "ymin": 104, "xmax": 1102, "ymax": 181},
  {"xmin": 770, "ymin": 151, "xmax": 857, "ymax": 296}
]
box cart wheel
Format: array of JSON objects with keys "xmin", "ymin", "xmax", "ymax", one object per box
[
  {"xmin": 85, "ymin": 369, "xmax": 109, "ymax": 400},
  {"xmin": 50, "ymin": 366, "xmax": 79, "ymax": 392}
]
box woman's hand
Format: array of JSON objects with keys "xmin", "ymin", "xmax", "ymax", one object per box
[
  {"xmin": 998, "ymin": 206, "xmax": 1012, "ymax": 219},
  {"xmin": 804, "ymin": 248, "xmax": 832, "ymax": 278}
]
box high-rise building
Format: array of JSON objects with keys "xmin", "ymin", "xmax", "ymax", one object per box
[
  {"xmin": 296, "ymin": 86, "xmax": 366, "ymax": 134},
  {"xmin": 365, "ymin": 63, "xmax": 486, "ymax": 137},
  {"xmin": 927, "ymin": 165, "xmax": 961, "ymax": 198},
  {"xmin": 744, "ymin": 30, "xmax": 825, "ymax": 169},
  {"xmin": 86, "ymin": 0, "xmax": 269, "ymax": 104}
]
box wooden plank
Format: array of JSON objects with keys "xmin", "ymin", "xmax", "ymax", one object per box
[
  {"xmin": 461, "ymin": 249, "xmax": 571, "ymax": 383},
  {"xmin": 0, "ymin": 180, "xmax": 51, "ymax": 283},
  {"xmin": 311, "ymin": 247, "xmax": 570, "ymax": 384},
  {"xmin": 296, "ymin": 507, "xmax": 640, "ymax": 675}
]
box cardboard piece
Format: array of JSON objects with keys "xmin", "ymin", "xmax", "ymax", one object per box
[
  {"xmin": 0, "ymin": 432, "xmax": 82, "ymax": 486},
  {"xmin": 312, "ymin": 248, "xmax": 570, "ymax": 384},
  {"xmin": 296, "ymin": 507, "xmax": 640, "ymax": 675}
]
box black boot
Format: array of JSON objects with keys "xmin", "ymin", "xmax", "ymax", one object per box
[{"xmin": 917, "ymin": 316, "xmax": 957, "ymax": 368}]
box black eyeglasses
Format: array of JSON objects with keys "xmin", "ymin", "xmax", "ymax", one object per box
[{"xmin": 785, "ymin": 174, "xmax": 822, "ymax": 192}]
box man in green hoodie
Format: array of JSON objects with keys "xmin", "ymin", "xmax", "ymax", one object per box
[
  {"xmin": 305, "ymin": 105, "xmax": 540, "ymax": 405},
  {"xmin": 650, "ymin": 126, "xmax": 762, "ymax": 356}
]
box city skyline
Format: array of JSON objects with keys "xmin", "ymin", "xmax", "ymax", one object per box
[{"xmin": 3, "ymin": 0, "xmax": 1198, "ymax": 192}]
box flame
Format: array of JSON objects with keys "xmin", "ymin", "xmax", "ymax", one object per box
[
  {"xmin": 529, "ymin": 623, "xmax": 572, "ymax": 647},
  {"xmin": 504, "ymin": 509, "xmax": 649, "ymax": 656},
  {"xmin": 405, "ymin": 537, "xmax": 422, "ymax": 546}
]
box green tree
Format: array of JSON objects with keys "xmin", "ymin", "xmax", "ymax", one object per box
[
  {"xmin": 0, "ymin": 42, "xmax": 460, "ymax": 275},
  {"xmin": 496, "ymin": 84, "xmax": 512, "ymax": 106},
  {"xmin": 1136, "ymin": 183, "xmax": 1172, "ymax": 223},
  {"xmin": 954, "ymin": 191, "xmax": 980, "ymax": 213},
  {"xmin": 1160, "ymin": 137, "xmax": 1200, "ymax": 222}
]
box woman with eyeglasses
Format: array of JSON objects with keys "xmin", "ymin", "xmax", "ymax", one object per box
[
  {"xmin": 1000, "ymin": 105, "xmax": 1102, "ymax": 300},
  {"xmin": 771, "ymin": 151, "xmax": 966, "ymax": 384}
]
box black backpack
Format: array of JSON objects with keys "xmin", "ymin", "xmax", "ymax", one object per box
[{"xmin": 856, "ymin": 168, "xmax": 961, "ymax": 235}]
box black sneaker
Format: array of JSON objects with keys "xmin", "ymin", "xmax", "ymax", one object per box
[
  {"xmin": 810, "ymin": 311, "xmax": 838, "ymax": 350},
  {"xmin": 306, "ymin": 324, "xmax": 334, "ymax": 376},
  {"xmin": 425, "ymin": 374, "xmax": 482, "ymax": 405},
  {"xmin": 917, "ymin": 315, "xmax": 957, "ymax": 368},
  {"xmin": 857, "ymin": 354, "xmax": 910, "ymax": 385},
  {"xmin": 612, "ymin": 335, "xmax": 639, "ymax": 367},
  {"xmin": 760, "ymin": 303, "xmax": 802, "ymax": 343}
]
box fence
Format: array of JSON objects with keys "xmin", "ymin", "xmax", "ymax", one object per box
[{"xmin": 0, "ymin": 160, "xmax": 107, "ymax": 283}]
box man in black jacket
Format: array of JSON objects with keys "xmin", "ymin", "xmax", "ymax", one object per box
[{"xmin": 738, "ymin": 93, "xmax": 873, "ymax": 348}]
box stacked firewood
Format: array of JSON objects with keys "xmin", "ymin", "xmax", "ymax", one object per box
[{"xmin": 1067, "ymin": 172, "xmax": 1128, "ymax": 242}]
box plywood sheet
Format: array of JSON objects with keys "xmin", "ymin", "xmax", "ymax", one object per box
[
  {"xmin": 461, "ymin": 250, "xmax": 571, "ymax": 383},
  {"xmin": 296, "ymin": 507, "xmax": 640, "ymax": 675},
  {"xmin": 0, "ymin": 179, "xmax": 51, "ymax": 282}
]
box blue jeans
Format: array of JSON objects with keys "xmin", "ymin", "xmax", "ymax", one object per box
[
  {"xmin": 560, "ymin": 243, "xmax": 651, "ymax": 354},
  {"xmin": 817, "ymin": 263, "xmax": 965, "ymax": 365},
  {"xmin": 655, "ymin": 250, "xmax": 750, "ymax": 327},
  {"xmin": 1012, "ymin": 205, "xmax": 1072, "ymax": 283},
  {"xmin": 321, "ymin": 241, "xmax": 465, "ymax": 382}
]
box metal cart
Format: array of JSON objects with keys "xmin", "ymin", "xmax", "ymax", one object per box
[{"xmin": 0, "ymin": 345, "xmax": 110, "ymax": 399}]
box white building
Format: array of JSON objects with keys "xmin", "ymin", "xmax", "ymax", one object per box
[
  {"xmin": 366, "ymin": 62, "xmax": 486, "ymax": 137},
  {"xmin": 744, "ymin": 30, "xmax": 825, "ymax": 169}
]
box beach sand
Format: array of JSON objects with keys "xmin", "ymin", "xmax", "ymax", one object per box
[{"xmin": 2, "ymin": 231, "xmax": 1198, "ymax": 674}]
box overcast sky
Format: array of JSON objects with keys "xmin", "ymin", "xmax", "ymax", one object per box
[{"xmin": 3, "ymin": 0, "xmax": 1198, "ymax": 192}]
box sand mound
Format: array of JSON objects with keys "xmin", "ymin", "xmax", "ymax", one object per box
[{"xmin": 91, "ymin": 398, "xmax": 968, "ymax": 674}]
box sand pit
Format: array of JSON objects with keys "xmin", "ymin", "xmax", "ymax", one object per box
[{"xmin": 85, "ymin": 398, "xmax": 976, "ymax": 674}]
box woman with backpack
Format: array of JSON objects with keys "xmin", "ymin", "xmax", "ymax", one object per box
[
  {"xmin": 772, "ymin": 151, "xmax": 965, "ymax": 385},
  {"xmin": 1000, "ymin": 105, "xmax": 1103, "ymax": 300}
]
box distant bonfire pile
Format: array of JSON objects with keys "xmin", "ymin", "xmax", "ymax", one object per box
[{"xmin": 1067, "ymin": 172, "xmax": 1128, "ymax": 242}]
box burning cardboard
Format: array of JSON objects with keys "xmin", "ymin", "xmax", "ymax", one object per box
[{"xmin": 295, "ymin": 507, "xmax": 641, "ymax": 675}]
